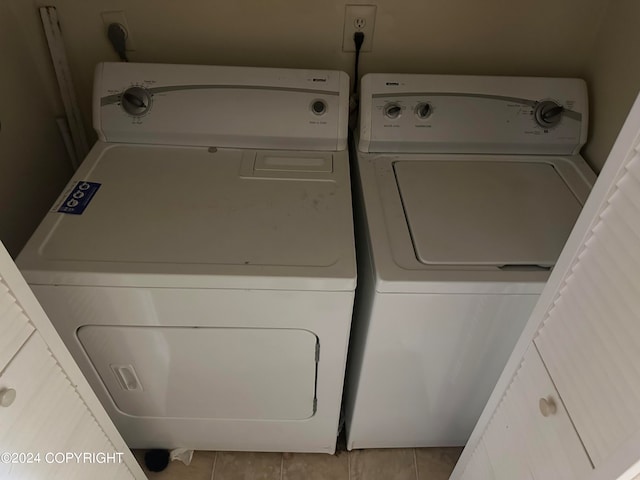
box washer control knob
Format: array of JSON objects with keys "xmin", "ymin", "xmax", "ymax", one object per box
[
  {"xmin": 311, "ymin": 100, "xmax": 327, "ymax": 115},
  {"xmin": 534, "ymin": 101, "xmax": 564, "ymax": 128},
  {"xmin": 121, "ymin": 86, "xmax": 151, "ymax": 117},
  {"xmin": 384, "ymin": 103, "xmax": 402, "ymax": 119},
  {"xmin": 415, "ymin": 102, "xmax": 432, "ymax": 119}
]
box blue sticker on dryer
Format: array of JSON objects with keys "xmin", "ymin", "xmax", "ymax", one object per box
[{"xmin": 57, "ymin": 181, "xmax": 101, "ymax": 215}]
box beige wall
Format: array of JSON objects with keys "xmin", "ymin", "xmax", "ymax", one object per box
[
  {"xmin": 39, "ymin": 0, "xmax": 607, "ymax": 138},
  {"xmin": 1, "ymin": 0, "xmax": 637, "ymax": 257},
  {"xmin": 0, "ymin": 2, "xmax": 72, "ymax": 257},
  {"xmin": 583, "ymin": 0, "xmax": 640, "ymax": 172}
]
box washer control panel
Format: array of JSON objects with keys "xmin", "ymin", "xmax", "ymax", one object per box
[{"xmin": 359, "ymin": 74, "xmax": 588, "ymax": 155}]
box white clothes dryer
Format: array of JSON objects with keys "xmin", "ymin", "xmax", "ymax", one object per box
[
  {"xmin": 344, "ymin": 74, "xmax": 595, "ymax": 449},
  {"xmin": 18, "ymin": 62, "xmax": 355, "ymax": 454}
]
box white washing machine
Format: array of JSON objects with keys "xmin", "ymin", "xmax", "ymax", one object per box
[
  {"xmin": 17, "ymin": 62, "xmax": 355, "ymax": 454},
  {"xmin": 344, "ymin": 74, "xmax": 596, "ymax": 449}
]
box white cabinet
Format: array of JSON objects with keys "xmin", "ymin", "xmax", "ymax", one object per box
[
  {"xmin": 534, "ymin": 151, "xmax": 640, "ymax": 467},
  {"xmin": 453, "ymin": 93, "xmax": 640, "ymax": 480},
  {"xmin": 0, "ymin": 244, "xmax": 146, "ymax": 479},
  {"xmin": 462, "ymin": 440, "xmax": 494, "ymax": 480},
  {"xmin": 0, "ymin": 333, "xmax": 134, "ymax": 479},
  {"xmin": 482, "ymin": 347, "xmax": 592, "ymax": 480}
]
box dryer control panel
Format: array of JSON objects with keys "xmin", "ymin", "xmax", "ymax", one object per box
[
  {"xmin": 358, "ymin": 74, "xmax": 588, "ymax": 155},
  {"xmin": 94, "ymin": 62, "xmax": 350, "ymax": 151}
]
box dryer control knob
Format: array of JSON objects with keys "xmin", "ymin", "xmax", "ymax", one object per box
[
  {"xmin": 121, "ymin": 86, "xmax": 152, "ymax": 117},
  {"xmin": 534, "ymin": 101, "xmax": 564, "ymax": 128},
  {"xmin": 384, "ymin": 103, "xmax": 402, "ymax": 119},
  {"xmin": 311, "ymin": 100, "xmax": 327, "ymax": 115}
]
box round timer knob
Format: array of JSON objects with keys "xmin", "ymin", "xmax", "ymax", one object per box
[
  {"xmin": 121, "ymin": 86, "xmax": 151, "ymax": 116},
  {"xmin": 384, "ymin": 103, "xmax": 402, "ymax": 119},
  {"xmin": 534, "ymin": 101, "xmax": 564, "ymax": 128}
]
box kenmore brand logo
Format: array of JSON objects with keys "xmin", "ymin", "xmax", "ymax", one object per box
[
  {"xmin": 312, "ymin": 78, "xmax": 327, "ymax": 82},
  {"xmin": 386, "ymin": 82, "xmax": 399, "ymax": 86}
]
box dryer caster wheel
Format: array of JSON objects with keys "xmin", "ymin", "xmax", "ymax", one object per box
[{"xmin": 144, "ymin": 449, "xmax": 170, "ymax": 472}]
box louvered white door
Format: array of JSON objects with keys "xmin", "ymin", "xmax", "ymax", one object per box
[
  {"xmin": 452, "ymin": 93, "xmax": 640, "ymax": 480},
  {"xmin": 461, "ymin": 439, "xmax": 494, "ymax": 480},
  {"xmin": 534, "ymin": 109, "xmax": 640, "ymax": 473},
  {"xmin": 0, "ymin": 243, "xmax": 146, "ymax": 479}
]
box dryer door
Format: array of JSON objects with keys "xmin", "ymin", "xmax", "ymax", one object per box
[{"xmin": 78, "ymin": 326, "xmax": 318, "ymax": 420}]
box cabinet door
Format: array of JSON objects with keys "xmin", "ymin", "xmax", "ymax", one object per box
[
  {"xmin": 461, "ymin": 439, "xmax": 495, "ymax": 480},
  {"xmin": 0, "ymin": 242, "xmax": 145, "ymax": 479},
  {"xmin": 0, "ymin": 333, "xmax": 136, "ymax": 479},
  {"xmin": 0, "ymin": 275, "xmax": 33, "ymax": 370},
  {"xmin": 483, "ymin": 385, "xmax": 534, "ymax": 480},
  {"xmin": 482, "ymin": 347, "xmax": 592, "ymax": 480},
  {"xmin": 535, "ymin": 148, "xmax": 640, "ymax": 467},
  {"xmin": 455, "ymin": 93, "xmax": 640, "ymax": 480}
]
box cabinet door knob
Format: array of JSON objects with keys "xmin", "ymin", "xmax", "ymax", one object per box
[
  {"xmin": 0, "ymin": 388, "xmax": 16, "ymax": 407},
  {"xmin": 539, "ymin": 396, "xmax": 557, "ymax": 417}
]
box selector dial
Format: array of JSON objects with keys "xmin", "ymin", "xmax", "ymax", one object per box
[
  {"xmin": 121, "ymin": 86, "xmax": 152, "ymax": 117},
  {"xmin": 311, "ymin": 100, "xmax": 327, "ymax": 116},
  {"xmin": 384, "ymin": 102, "xmax": 402, "ymax": 119},
  {"xmin": 415, "ymin": 102, "xmax": 432, "ymax": 119},
  {"xmin": 534, "ymin": 100, "xmax": 564, "ymax": 128}
]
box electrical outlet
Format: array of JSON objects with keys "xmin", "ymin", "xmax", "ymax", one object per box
[
  {"xmin": 342, "ymin": 5, "xmax": 376, "ymax": 53},
  {"xmin": 101, "ymin": 11, "xmax": 135, "ymax": 50}
]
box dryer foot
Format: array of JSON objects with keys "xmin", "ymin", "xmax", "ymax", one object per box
[{"xmin": 144, "ymin": 449, "xmax": 170, "ymax": 472}]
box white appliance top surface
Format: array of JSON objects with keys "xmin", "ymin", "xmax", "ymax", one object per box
[
  {"xmin": 395, "ymin": 160, "xmax": 582, "ymax": 266},
  {"xmin": 18, "ymin": 142, "xmax": 356, "ymax": 290},
  {"xmin": 355, "ymin": 148, "xmax": 595, "ymax": 294}
]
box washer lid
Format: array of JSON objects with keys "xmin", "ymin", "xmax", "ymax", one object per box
[{"xmin": 394, "ymin": 161, "xmax": 583, "ymax": 266}]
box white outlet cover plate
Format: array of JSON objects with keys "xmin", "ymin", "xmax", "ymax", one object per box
[
  {"xmin": 342, "ymin": 5, "xmax": 376, "ymax": 52},
  {"xmin": 101, "ymin": 10, "xmax": 135, "ymax": 51}
]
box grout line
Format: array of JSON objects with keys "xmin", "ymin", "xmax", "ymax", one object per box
[
  {"xmin": 347, "ymin": 450, "xmax": 351, "ymax": 480},
  {"xmin": 413, "ymin": 448, "xmax": 419, "ymax": 480},
  {"xmin": 210, "ymin": 451, "xmax": 217, "ymax": 480},
  {"xmin": 280, "ymin": 453, "xmax": 284, "ymax": 480}
]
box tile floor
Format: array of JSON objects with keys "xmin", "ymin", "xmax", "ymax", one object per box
[{"xmin": 133, "ymin": 447, "xmax": 463, "ymax": 480}]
